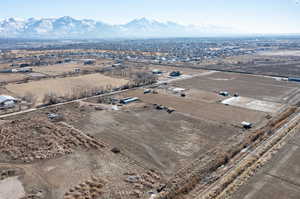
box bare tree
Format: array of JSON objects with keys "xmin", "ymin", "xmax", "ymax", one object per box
[
  {"xmin": 22, "ymin": 92, "xmax": 37, "ymax": 107},
  {"xmin": 132, "ymin": 71, "xmax": 157, "ymax": 86},
  {"xmin": 42, "ymin": 92, "xmax": 60, "ymax": 105}
]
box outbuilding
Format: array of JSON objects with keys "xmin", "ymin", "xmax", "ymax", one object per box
[
  {"xmin": 74, "ymin": 68, "xmax": 81, "ymax": 73},
  {"xmin": 288, "ymin": 77, "xmax": 300, "ymax": 83},
  {"xmin": 0, "ymin": 95, "xmax": 18, "ymax": 109},
  {"xmin": 169, "ymin": 71, "xmax": 181, "ymax": 77},
  {"xmin": 83, "ymin": 59, "xmax": 96, "ymax": 65},
  {"xmin": 241, "ymin": 121, "xmax": 252, "ymax": 129},
  {"xmin": 171, "ymin": 87, "xmax": 185, "ymax": 93},
  {"xmin": 120, "ymin": 97, "xmax": 139, "ymax": 104},
  {"xmin": 219, "ymin": 91, "xmax": 229, "ymax": 96},
  {"xmin": 152, "ymin": 69, "xmax": 162, "ymax": 74}
]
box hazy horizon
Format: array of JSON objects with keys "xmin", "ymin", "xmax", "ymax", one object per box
[{"xmin": 0, "ymin": 0, "xmax": 300, "ymax": 34}]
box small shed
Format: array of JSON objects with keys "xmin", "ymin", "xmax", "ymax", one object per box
[
  {"xmin": 112, "ymin": 63, "xmax": 122, "ymax": 67},
  {"xmin": 144, "ymin": 89, "xmax": 151, "ymax": 94},
  {"xmin": 18, "ymin": 68, "xmax": 33, "ymax": 73},
  {"xmin": 172, "ymin": 87, "xmax": 185, "ymax": 93},
  {"xmin": 219, "ymin": 91, "xmax": 229, "ymax": 96},
  {"xmin": 241, "ymin": 121, "xmax": 252, "ymax": 129},
  {"xmin": 152, "ymin": 69, "xmax": 162, "ymax": 74}
]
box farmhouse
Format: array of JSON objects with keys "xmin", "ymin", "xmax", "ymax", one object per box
[{"xmin": 0, "ymin": 95, "xmax": 18, "ymax": 109}]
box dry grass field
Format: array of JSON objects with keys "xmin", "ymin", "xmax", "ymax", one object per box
[
  {"xmin": 6, "ymin": 73, "xmax": 129, "ymax": 103},
  {"xmin": 32, "ymin": 60, "xmax": 112, "ymax": 76},
  {"xmin": 0, "ymin": 63, "xmax": 11, "ymax": 70},
  {"xmin": 0, "ymin": 73, "xmax": 27, "ymax": 83}
]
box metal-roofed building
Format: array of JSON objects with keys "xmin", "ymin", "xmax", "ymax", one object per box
[{"xmin": 0, "ymin": 95, "xmax": 18, "ymax": 109}]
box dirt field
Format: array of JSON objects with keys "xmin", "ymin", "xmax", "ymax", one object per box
[
  {"xmin": 259, "ymin": 50, "xmax": 300, "ymax": 57},
  {"xmin": 155, "ymin": 86, "xmax": 225, "ymax": 104},
  {"xmin": 184, "ymin": 88, "xmax": 225, "ymax": 103},
  {"xmin": 171, "ymin": 72, "xmax": 300, "ymax": 104},
  {"xmin": 5, "ymin": 73, "xmax": 129, "ymax": 103},
  {"xmin": 221, "ymin": 96, "xmax": 284, "ymax": 114},
  {"xmin": 120, "ymin": 89, "xmax": 268, "ymax": 125},
  {"xmin": 0, "ymin": 176, "xmax": 25, "ymax": 199},
  {"xmin": 231, "ymin": 129, "xmax": 300, "ymax": 199},
  {"xmin": 10, "ymin": 101, "xmax": 243, "ymax": 179},
  {"xmin": 202, "ymin": 51, "xmax": 300, "ymax": 77},
  {"xmin": 77, "ymin": 108, "xmax": 242, "ymax": 176},
  {"xmin": 145, "ymin": 63, "xmax": 206, "ymax": 74},
  {"xmin": 0, "ymin": 115, "xmax": 160, "ymax": 199},
  {"xmin": 125, "ymin": 62, "xmax": 206, "ymax": 80}
]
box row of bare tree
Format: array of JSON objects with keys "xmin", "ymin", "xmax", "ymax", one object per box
[{"xmin": 21, "ymin": 71, "xmax": 157, "ymax": 106}]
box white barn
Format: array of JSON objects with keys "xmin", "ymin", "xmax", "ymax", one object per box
[{"xmin": 0, "ymin": 95, "xmax": 18, "ymax": 109}]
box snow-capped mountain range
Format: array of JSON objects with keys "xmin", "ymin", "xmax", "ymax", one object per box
[{"xmin": 0, "ymin": 16, "xmax": 238, "ymax": 39}]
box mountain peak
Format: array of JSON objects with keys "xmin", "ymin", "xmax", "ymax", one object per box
[
  {"xmin": 2, "ymin": 17, "xmax": 24, "ymax": 23},
  {"xmin": 0, "ymin": 16, "xmax": 238, "ymax": 38},
  {"xmin": 136, "ymin": 17, "xmax": 153, "ymax": 22},
  {"xmin": 127, "ymin": 17, "xmax": 158, "ymax": 25},
  {"xmin": 58, "ymin": 16, "xmax": 75, "ymax": 21}
]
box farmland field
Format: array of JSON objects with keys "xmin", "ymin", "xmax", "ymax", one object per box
[
  {"xmin": 120, "ymin": 89, "xmax": 268, "ymax": 125},
  {"xmin": 1, "ymin": 40, "xmax": 300, "ymax": 199},
  {"xmin": 0, "ymin": 73, "xmax": 27, "ymax": 83},
  {"xmin": 171, "ymin": 72, "xmax": 300, "ymax": 104},
  {"xmin": 0, "ymin": 115, "xmax": 153, "ymax": 199},
  {"xmin": 5, "ymin": 73, "xmax": 129, "ymax": 102},
  {"xmin": 14, "ymin": 101, "xmax": 244, "ymax": 177},
  {"xmin": 32, "ymin": 60, "xmax": 112, "ymax": 76}
]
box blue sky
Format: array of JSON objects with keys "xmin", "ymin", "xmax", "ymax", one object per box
[{"xmin": 1, "ymin": 0, "xmax": 300, "ymax": 33}]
